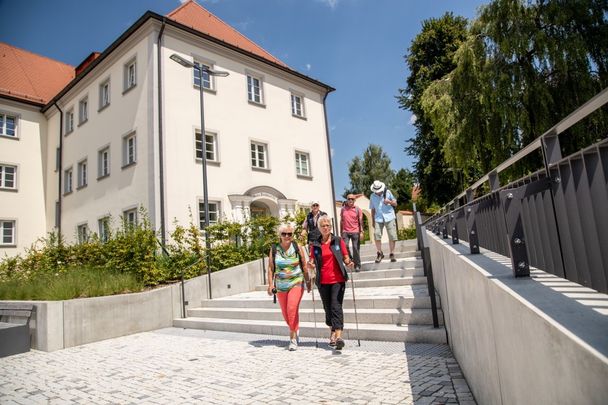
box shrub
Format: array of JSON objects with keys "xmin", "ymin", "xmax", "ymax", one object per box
[{"xmin": 398, "ymin": 226, "xmax": 417, "ymax": 240}]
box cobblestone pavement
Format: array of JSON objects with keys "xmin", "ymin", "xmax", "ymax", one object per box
[{"xmin": 0, "ymin": 328, "xmax": 476, "ymax": 404}]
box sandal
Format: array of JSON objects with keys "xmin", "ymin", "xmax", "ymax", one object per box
[{"xmin": 329, "ymin": 333, "xmax": 337, "ymax": 347}]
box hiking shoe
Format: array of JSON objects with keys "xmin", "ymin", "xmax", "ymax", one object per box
[
  {"xmin": 390, "ymin": 253, "xmax": 396, "ymax": 263},
  {"xmin": 335, "ymin": 338, "xmax": 345, "ymax": 350},
  {"xmin": 288, "ymin": 339, "xmax": 298, "ymax": 351},
  {"xmin": 354, "ymin": 265, "xmax": 361, "ymax": 272},
  {"xmin": 374, "ymin": 251, "xmax": 384, "ymax": 263}
]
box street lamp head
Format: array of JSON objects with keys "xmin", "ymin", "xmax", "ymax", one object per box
[
  {"xmin": 206, "ymin": 68, "xmax": 229, "ymax": 77},
  {"xmin": 170, "ymin": 53, "xmax": 195, "ymax": 68}
]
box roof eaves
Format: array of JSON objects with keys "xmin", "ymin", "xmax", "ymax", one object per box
[{"xmin": 42, "ymin": 10, "xmax": 334, "ymax": 113}]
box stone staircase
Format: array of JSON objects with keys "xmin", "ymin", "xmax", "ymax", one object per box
[{"xmin": 173, "ymin": 240, "xmax": 446, "ymax": 343}]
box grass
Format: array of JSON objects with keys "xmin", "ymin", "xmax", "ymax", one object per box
[{"xmin": 0, "ymin": 266, "xmax": 145, "ymax": 301}]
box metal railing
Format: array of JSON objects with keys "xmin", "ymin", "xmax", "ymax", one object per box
[
  {"xmin": 424, "ymin": 87, "xmax": 608, "ymax": 294},
  {"xmin": 414, "ymin": 208, "xmax": 439, "ymax": 328}
]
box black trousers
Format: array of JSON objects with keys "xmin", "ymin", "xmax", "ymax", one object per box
[{"xmin": 318, "ymin": 282, "xmax": 346, "ymax": 330}]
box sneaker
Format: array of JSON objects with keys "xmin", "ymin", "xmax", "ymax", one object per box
[
  {"xmin": 375, "ymin": 251, "xmax": 384, "ymax": 263},
  {"xmin": 335, "ymin": 338, "xmax": 345, "ymax": 350},
  {"xmin": 288, "ymin": 339, "xmax": 298, "ymax": 351},
  {"xmin": 354, "ymin": 265, "xmax": 361, "ymax": 273},
  {"xmin": 390, "ymin": 253, "xmax": 396, "ymax": 263},
  {"xmin": 328, "ymin": 338, "xmax": 336, "ymax": 347}
]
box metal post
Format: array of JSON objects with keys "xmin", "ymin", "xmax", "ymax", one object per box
[{"xmin": 198, "ymin": 66, "xmax": 213, "ymax": 300}]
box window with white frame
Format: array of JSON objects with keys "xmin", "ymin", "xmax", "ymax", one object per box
[
  {"xmin": 250, "ymin": 141, "xmax": 268, "ymax": 169},
  {"xmin": 98, "ymin": 147, "xmax": 110, "ymax": 178},
  {"xmin": 295, "ymin": 151, "xmax": 310, "ymax": 177},
  {"xmin": 65, "ymin": 109, "xmax": 74, "ymax": 134},
  {"xmin": 79, "ymin": 97, "xmax": 88, "ymax": 124},
  {"xmin": 77, "ymin": 159, "xmax": 87, "ymax": 189},
  {"xmin": 99, "ymin": 79, "xmax": 110, "ymax": 109},
  {"xmin": 0, "ymin": 220, "xmax": 15, "ymax": 245},
  {"xmin": 77, "ymin": 223, "xmax": 89, "ymax": 244},
  {"xmin": 124, "ymin": 58, "xmax": 136, "ymax": 91},
  {"xmin": 64, "ymin": 167, "xmax": 73, "ymax": 194},
  {"xmin": 247, "ymin": 74, "xmax": 263, "ymax": 104},
  {"xmin": 98, "ymin": 217, "xmax": 110, "ymax": 243},
  {"xmin": 291, "ymin": 94, "xmax": 305, "ymax": 117},
  {"xmin": 198, "ymin": 201, "xmax": 220, "ymax": 229},
  {"xmin": 0, "ymin": 164, "xmax": 16, "ymax": 190},
  {"xmin": 0, "ymin": 113, "xmax": 16, "ymax": 137},
  {"xmin": 195, "ymin": 131, "xmax": 218, "ymax": 162},
  {"xmin": 194, "ymin": 62, "xmax": 212, "ymax": 90},
  {"xmin": 123, "ymin": 208, "xmax": 137, "ymax": 228},
  {"xmin": 122, "ymin": 133, "xmax": 136, "ymax": 166}
]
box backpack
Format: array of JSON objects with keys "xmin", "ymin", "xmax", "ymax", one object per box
[{"xmin": 340, "ymin": 206, "xmax": 362, "ymax": 232}]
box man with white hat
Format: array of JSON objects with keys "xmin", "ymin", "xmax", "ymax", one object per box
[{"xmin": 369, "ymin": 180, "xmax": 398, "ymax": 263}]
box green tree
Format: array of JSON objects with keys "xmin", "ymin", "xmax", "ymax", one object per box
[
  {"xmin": 390, "ymin": 168, "xmax": 415, "ymax": 211},
  {"xmin": 398, "ymin": 13, "xmax": 469, "ymax": 206},
  {"xmin": 345, "ymin": 144, "xmax": 394, "ymax": 197},
  {"xmin": 421, "ymin": 0, "xmax": 608, "ymax": 184}
]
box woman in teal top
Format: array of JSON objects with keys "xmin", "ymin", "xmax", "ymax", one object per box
[{"xmin": 267, "ymin": 224, "xmax": 311, "ymax": 351}]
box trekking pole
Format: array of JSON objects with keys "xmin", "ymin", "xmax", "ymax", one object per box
[
  {"xmin": 348, "ymin": 265, "xmax": 361, "ymax": 347},
  {"xmin": 310, "ymin": 278, "xmax": 319, "ymax": 348}
]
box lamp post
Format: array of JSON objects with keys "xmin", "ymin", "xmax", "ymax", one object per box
[{"xmin": 170, "ymin": 53, "xmax": 229, "ymax": 300}]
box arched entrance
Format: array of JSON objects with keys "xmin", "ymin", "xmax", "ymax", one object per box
[{"xmin": 250, "ymin": 200, "xmax": 271, "ymax": 217}]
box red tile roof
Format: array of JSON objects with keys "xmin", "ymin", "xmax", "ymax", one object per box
[
  {"xmin": 0, "ymin": 42, "xmax": 74, "ymax": 105},
  {"xmin": 167, "ymin": 0, "xmax": 287, "ymax": 67}
]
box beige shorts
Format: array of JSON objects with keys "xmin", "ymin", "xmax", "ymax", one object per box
[{"xmin": 374, "ymin": 219, "xmax": 397, "ymax": 241}]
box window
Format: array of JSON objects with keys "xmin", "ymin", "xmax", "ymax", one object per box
[
  {"xmin": 64, "ymin": 167, "xmax": 73, "ymax": 194},
  {"xmin": 79, "ymin": 97, "xmax": 88, "ymax": 124},
  {"xmin": 98, "ymin": 147, "xmax": 110, "ymax": 178},
  {"xmin": 124, "ymin": 59, "xmax": 136, "ymax": 91},
  {"xmin": 77, "ymin": 159, "xmax": 87, "ymax": 189},
  {"xmin": 122, "ymin": 133, "xmax": 136, "ymax": 167},
  {"xmin": 291, "ymin": 94, "xmax": 305, "ymax": 117},
  {"xmin": 247, "ymin": 75, "xmax": 263, "ymax": 104},
  {"xmin": 123, "ymin": 208, "xmax": 137, "ymax": 228},
  {"xmin": 295, "ymin": 152, "xmax": 310, "ymax": 177},
  {"xmin": 99, "ymin": 79, "xmax": 110, "ymax": 109},
  {"xmin": 0, "ymin": 220, "xmax": 15, "ymax": 245},
  {"xmin": 65, "ymin": 109, "xmax": 74, "ymax": 134},
  {"xmin": 98, "ymin": 217, "xmax": 110, "ymax": 243},
  {"xmin": 194, "ymin": 62, "xmax": 212, "ymax": 90},
  {"xmin": 195, "ymin": 131, "xmax": 218, "ymax": 162},
  {"xmin": 198, "ymin": 201, "xmax": 220, "ymax": 229},
  {"xmin": 0, "ymin": 164, "xmax": 16, "ymax": 190},
  {"xmin": 250, "ymin": 142, "xmax": 268, "ymax": 169},
  {"xmin": 0, "ymin": 113, "xmax": 16, "ymax": 137},
  {"xmin": 77, "ymin": 224, "xmax": 89, "ymax": 244}
]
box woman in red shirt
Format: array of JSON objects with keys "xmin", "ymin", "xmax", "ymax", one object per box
[{"xmin": 309, "ymin": 215, "xmax": 354, "ymax": 350}]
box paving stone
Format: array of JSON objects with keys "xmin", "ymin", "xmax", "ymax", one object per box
[{"xmin": 0, "ymin": 328, "xmax": 475, "ymax": 404}]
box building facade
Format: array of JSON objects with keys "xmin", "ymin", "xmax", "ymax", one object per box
[{"xmin": 0, "ymin": 1, "xmax": 335, "ymax": 257}]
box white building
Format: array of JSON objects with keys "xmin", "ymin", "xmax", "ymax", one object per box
[{"xmin": 0, "ymin": 1, "xmax": 335, "ymax": 257}]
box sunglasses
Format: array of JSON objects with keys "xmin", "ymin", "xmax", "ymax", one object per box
[
  {"xmin": 281, "ymin": 232, "xmax": 293, "ymax": 237},
  {"xmin": 347, "ymin": 198, "xmax": 355, "ymax": 201},
  {"xmin": 311, "ymin": 204, "xmax": 319, "ymax": 207}
]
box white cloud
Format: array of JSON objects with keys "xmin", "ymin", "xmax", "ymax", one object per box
[
  {"xmin": 409, "ymin": 114, "xmax": 418, "ymax": 125},
  {"xmin": 316, "ymin": 0, "xmax": 339, "ymax": 10},
  {"xmin": 306, "ymin": 63, "xmax": 312, "ymax": 71},
  {"xmin": 330, "ymin": 148, "xmax": 335, "ymax": 157}
]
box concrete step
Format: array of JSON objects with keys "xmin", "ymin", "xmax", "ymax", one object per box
[
  {"xmin": 360, "ymin": 251, "xmax": 420, "ymax": 262},
  {"xmin": 193, "ymin": 286, "xmax": 437, "ymax": 310},
  {"xmin": 186, "ymin": 307, "xmax": 443, "ymax": 325},
  {"xmin": 351, "ymin": 267, "xmax": 425, "ymax": 280},
  {"xmin": 255, "ymin": 274, "xmax": 427, "ymax": 291},
  {"xmin": 359, "ymin": 257, "xmax": 423, "ymax": 271},
  {"xmin": 173, "ymin": 317, "xmax": 446, "ymax": 343},
  {"xmin": 359, "ymin": 240, "xmax": 418, "ymax": 255}
]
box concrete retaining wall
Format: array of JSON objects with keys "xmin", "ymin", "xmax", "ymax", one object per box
[
  {"xmin": 427, "ymin": 231, "xmax": 608, "ymax": 405},
  {"xmin": 10, "ymin": 258, "xmax": 265, "ymax": 351}
]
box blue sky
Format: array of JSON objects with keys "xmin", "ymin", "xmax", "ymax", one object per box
[{"xmin": 0, "ymin": 0, "xmax": 487, "ymax": 197}]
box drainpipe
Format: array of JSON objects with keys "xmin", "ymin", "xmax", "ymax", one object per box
[
  {"xmin": 157, "ymin": 19, "xmax": 167, "ymax": 246},
  {"xmin": 322, "ymin": 91, "xmax": 338, "ymax": 226},
  {"xmin": 53, "ymin": 102, "xmax": 64, "ymax": 240}
]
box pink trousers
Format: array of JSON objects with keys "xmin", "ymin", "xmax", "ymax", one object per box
[{"xmin": 276, "ymin": 286, "xmax": 304, "ymax": 332}]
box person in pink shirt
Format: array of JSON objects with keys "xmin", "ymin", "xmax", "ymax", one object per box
[{"xmin": 340, "ymin": 194, "xmax": 364, "ymax": 271}]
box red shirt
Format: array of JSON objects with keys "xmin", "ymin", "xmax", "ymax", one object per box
[
  {"xmin": 341, "ymin": 205, "xmax": 362, "ymax": 233},
  {"xmin": 310, "ymin": 238, "xmax": 348, "ymax": 284}
]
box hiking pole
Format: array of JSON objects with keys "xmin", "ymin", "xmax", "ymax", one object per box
[{"xmin": 347, "ymin": 264, "xmax": 361, "ymax": 347}]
